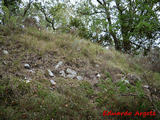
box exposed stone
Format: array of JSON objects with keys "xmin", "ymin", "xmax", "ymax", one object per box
[
  {"xmin": 47, "ymin": 69, "xmax": 54, "ymax": 77},
  {"xmin": 50, "ymin": 80, "xmax": 56, "ymax": 85},
  {"xmin": 77, "ymin": 76, "xmax": 83, "ymax": 80},
  {"xmin": 55, "ymin": 61, "xmax": 63, "ymax": 69},
  {"xmin": 122, "ymin": 79, "xmax": 130, "ymax": 84},
  {"xmin": 143, "ymin": 85, "xmax": 149, "ymax": 89},
  {"xmin": 66, "ymin": 68, "xmax": 77, "ymax": 75},
  {"xmin": 96, "ymin": 73, "xmax": 101, "ymax": 78},
  {"xmin": 59, "ymin": 70, "xmax": 66, "ymax": 77},
  {"xmin": 127, "ymin": 74, "xmax": 141, "ymax": 81},
  {"xmin": 49, "ymin": 87, "xmax": 55, "ymax": 90},
  {"xmin": 105, "ymin": 46, "xmax": 109, "ymax": 50},
  {"xmin": 2, "ymin": 61, "xmax": 7, "ymax": 65},
  {"xmin": 126, "ymin": 74, "xmax": 141, "ymax": 85},
  {"xmin": 95, "ymin": 64, "xmax": 100, "ymax": 68},
  {"xmin": 67, "ymin": 74, "xmax": 76, "ymax": 79},
  {"xmin": 28, "ymin": 69, "xmax": 35, "ymax": 73},
  {"xmin": 3, "ymin": 50, "xmax": 9, "ymax": 55},
  {"xmin": 20, "ymin": 25, "xmax": 25, "ymax": 29},
  {"xmin": 24, "ymin": 77, "xmax": 31, "ymax": 83},
  {"xmin": 24, "ymin": 64, "xmax": 30, "ymax": 69},
  {"xmin": 26, "ymin": 79, "xmax": 31, "ymax": 83}
]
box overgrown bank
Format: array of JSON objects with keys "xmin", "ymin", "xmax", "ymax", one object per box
[{"xmin": 0, "ymin": 26, "xmax": 160, "ymax": 120}]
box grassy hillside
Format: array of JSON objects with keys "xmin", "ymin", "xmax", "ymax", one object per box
[{"xmin": 0, "ymin": 26, "xmax": 160, "ymax": 120}]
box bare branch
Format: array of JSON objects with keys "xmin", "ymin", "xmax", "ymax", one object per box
[
  {"xmin": 102, "ymin": 0, "xmax": 106, "ymax": 6},
  {"xmin": 80, "ymin": 10, "xmax": 105, "ymax": 15},
  {"xmin": 97, "ymin": 0, "xmax": 103, "ymax": 5},
  {"xmin": 23, "ymin": 0, "xmax": 33, "ymax": 17},
  {"xmin": 34, "ymin": 3, "xmax": 55, "ymax": 30}
]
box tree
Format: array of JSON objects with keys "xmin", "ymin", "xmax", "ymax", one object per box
[
  {"xmin": 115, "ymin": 0, "xmax": 160, "ymax": 54},
  {"xmin": 22, "ymin": 0, "xmax": 33, "ymax": 17},
  {"xmin": 77, "ymin": 0, "xmax": 160, "ymax": 54},
  {"xmin": 2, "ymin": 0, "xmax": 22, "ymax": 15},
  {"xmin": 33, "ymin": 1, "xmax": 70, "ymax": 31}
]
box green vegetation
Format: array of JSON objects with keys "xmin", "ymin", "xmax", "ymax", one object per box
[
  {"xmin": 0, "ymin": 26, "xmax": 159, "ymax": 119},
  {"xmin": 0, "ymin": 0, "xmax": 159, "ymax": 119}
]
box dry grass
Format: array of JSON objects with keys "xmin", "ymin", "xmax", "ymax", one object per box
[{"xmin": 0, "ymin": 26, "xmax": 159, "ymax": 120}]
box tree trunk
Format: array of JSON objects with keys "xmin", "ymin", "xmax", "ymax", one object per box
[{"xmin": 104, "ymin": 4, "xmax": 121, "ymax": 51}]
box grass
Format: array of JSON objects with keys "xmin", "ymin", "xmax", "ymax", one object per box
[{"xmin": 0, "ymin": 25, "xmax": 159, "ymax": 120}]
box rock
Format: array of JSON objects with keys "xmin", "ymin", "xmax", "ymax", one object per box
[
  {"xmin": 77, "ymin": 76, "xmax": 83, "ymax": 80},
  {"xmin": 126, "ymin": 74, "xmax": 141, "ymax": 85},
  {"xmin": 24, "ymin": 64, "xmax": 30, "ymax": 69},
  {"xmin": 143, "ymin": 85, "xmax": 149, "ymax": 89},
  {"xmin": 127, "ymin": 74, "xmax": 141, "ymax": 81},
  {"xmin": 24, "ymin": 77, "xmax": 31, "ymax": 83},
  {"xmin": 28, "ymin": 69, "xmax": 35, "ymax": 73},
  {"xmin": 55, "ymin": 61, "xmax": 63, "ymax": 69},
  {"xmin": 59, "ymin": 70, "xmax": 66, "ymax": 77},
  {"xmin": 66, "ymin": 68, "xmax": 77, "ymax": 75},
  {"xmin": 49, "ymin": 87, "xmax": 54, "ymax": 90},
  {"xmin": 2, "ymin": 61, "xmax": 7, "ymax": 65},
  {"xmin": 96, "ymin": 73, "xmax": 101, "ymax": 78},
  {"xmin": 105, "ymin": 46, "xmax": 109, "ymax": 50},
  {"xmin": 47, "ymin": 69, "xmax": 54, "ymax": 77},
  {"xmin": 67, "ymin": 74, "xmax": 76, "ymax": 79},
  {"xmin": 20, "ymin": 25, "xmax": 25, "ymax": 29},
  {"xmin": 26, "ymin": 79, "xmax": 31, "ymax": 83},
  {"xmin": 122, "ymin": 79, "xmax": 130, "ymax": 84},
  {"xmin": 50, "ymin": 80, "xmax": 56, "ymax": 85},
  {"xmin": 3, "ymin": 50, "xmax": 9, "ymax": 55},
  {"xmin": 95, "ymin": 64, "xmax": 100, "ymax": 68}
]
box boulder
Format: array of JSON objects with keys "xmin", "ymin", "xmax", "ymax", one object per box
[
  {"xmin": 47, "ymin": 69, "xmax": 54, "ymax": 77},
  {"xmin": 24, "ymin": 77, "xmax": 31, "ymax": 83},
  {"xmin": 77, "ymin": 76, "xmax": 83, "ymax": 80},
  {"xmin": 122, "ymin": 79, "xmax": 130, "ymax": 84},
  {"xmin": 66, "ymin": 68, "xmax": 77, "ymax": 75},
  {"xmin": 28, "ymin": 69, "xmax": 35, "ymax": 73},
  {"xmin": 59, "ymin": 70, "xmax": 66, "ymax": 77},
  {"xmin": 24, "ymin": 64, "xmax": 30, "ymax": 69},
  {"xmin": 55, "ymin": 61, "xmax": 63, "ymax": 69},
  {"xmin": 143, "ymin": 85, "xmax": 149, "ymax": 89},
  {"xmin": 50, "ymin": 80, "xmax": 56, "ymax": 85},
  {"xmin": 2, "ymin": 61, "xmax": 7, "ymax": 65},
  {"xmin": 3, "ymin": 50, "xmax": 9, "ymax": 55},
  {"xmin": 96, "ymin": 73, "xmax": 101, "ymax": 78},
  {"xmin": 67, "ymin": 74, "xmax": 76, "ymax": 79},
  {"xmin": 95, "ymin": 64, "xmax": 100, "ymax": 68}
]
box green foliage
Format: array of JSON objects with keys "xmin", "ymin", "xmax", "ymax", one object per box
[
  {"xmin": 2, "ymin": 0, "xmax": 22, "ymax": 15},
  {"xmin": 80, "ymin": 81, "xmax": 94, "ymax": 98},
  {"xmin": 0, "ymin": 76, "xmax": 96, "ymax": 119},
  {"xmin": 70, "ymin": 17, "xmax": 83, "ymax": 28},
  {"xmin": 95, "ymin": 78, "xmax": 156, "ymax": 120},
  {"xmin": 77, "ymin": 0, "xmax": 160, "ymax": 54},
  {"xmin": 1, "ymin": 5, "xmax": 10, "ymax": 24},
  {"xmin": 50, "ymin": 3, "xmax": 69, "ymax": 26},
  {"xmin": 69, "ymin": 17, "xmax": 91, "ymax": 39},
  {"xmin": 0, "ymin": 1, "xmax": 24, "ymax": 29},
  {"xmin": 0, "ymin": 25, "xmax": 160, "ymax": 119}
]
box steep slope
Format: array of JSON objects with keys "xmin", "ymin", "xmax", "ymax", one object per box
[{"xmin": 0, "ymin": 26, "xmax": 160, "ymax": 120}]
